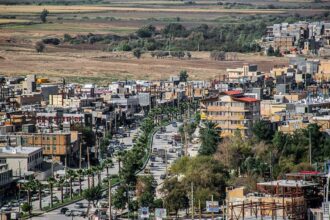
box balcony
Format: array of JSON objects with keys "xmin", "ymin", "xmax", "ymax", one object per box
[
  {"xmin": 207, "ymin": 106, "xmax": 249, "ymax": 112},
  {"xmin": 207, "ymin": 115, "xmax": 246, "ymax": 121}
]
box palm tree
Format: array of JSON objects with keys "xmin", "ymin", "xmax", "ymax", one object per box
[
  {"xmin": 91, "ymin": 166, "xmax": 99, "ymax": 187},
  {"xmin": 34, "ymin": 179, "xmax": 44, "ymax": 210},
  {"xmin": 66, "ymin": 170, "xmax": 77, "ymax": 199},
  {"xmin": 76, "ymin": 169, "xmax": 84, "ymax": 196},
  {"xmin": 47, "ymin": 177, "xmax": 56, "ymax": 208},
  {"xmin": 96, "ymin": 165, "xmax": 103, "ymax": 186},
  {"xmin": 85, "ymin": 168, "xmax": 93, "ymax": 189},
  {"xmin": 116, "ymin": 151, "xmax": 126, "ymax": 175},
  {"xmin": 22, "ymin": 178, "xmax": 35, "ymax": 206},
  {"xmin": 103, "ymin": 158, "xmax": 113, "ymax": 177},
  {"xmin": 57, "ymin": 177, "xmax": 65, "ymax": 203}
]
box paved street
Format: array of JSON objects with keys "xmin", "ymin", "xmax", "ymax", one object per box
[
  {"xmin": 29, "ymin": 127, "xmax": 139, "ymax": 220},
  {"xmin": 144, "ymin": 122, "xmax": 182, "ymax": 196},
  {"xmin": 14, "ymin": 121, "xmax": 198, "ymax": 220}
]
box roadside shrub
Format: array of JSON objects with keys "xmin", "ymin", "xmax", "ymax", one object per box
[{"xmin": 42, "ymin": 38, "xmax": 60, "ymax": 45}]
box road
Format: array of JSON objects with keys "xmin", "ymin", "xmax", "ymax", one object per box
[
  {"xmin": 19, "ymin": 121, "xmax": 197, "ymax": 219},
  {"xmin": 144, "ymin": 122, "xmax": 182, "ymax": 197},
  {"xmin": 30, "ymin": 127, "xmax": 139, "ymax": 220}
]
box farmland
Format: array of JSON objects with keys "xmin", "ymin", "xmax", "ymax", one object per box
[{"xmin": 0, "ymin": 0, "xmax": 328, "ymax": 82}]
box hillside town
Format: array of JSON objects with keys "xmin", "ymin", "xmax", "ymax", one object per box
[
  {"xmin": 263, "ymin": 21, "xmax": 330, "ymax": 56},
  {"xmin": 0, "ymin": 54, "xmax": 329, "ymax": 220}
]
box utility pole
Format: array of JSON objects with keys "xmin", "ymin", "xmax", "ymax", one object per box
[
  {"xmin": 191, "ymin": 182, "xmax": 194, "ymax": 220},
  {"xmin": 211, "ymin": 195, "xmax": 214, "ymax": 220},
  {"xmin": 87, "ymin": 146, "xmax": 90, "ymax": 169},
  {"xmin": 184, "ymin": 113, "xmax": 189, "ymax": 156},
  {"xmin": 79, "ymin": 142, "xmax": 82, "ymax": 169},
  {"xmin": 309, "ymin": 129, "xmax": 312, "ymax": 165},
  {"xmin": 199, "ymin": 200, "xmax": 201, "ymax": 220},
  {"xmin": 165, "ymin": 148, "xmax": 168, "ymax": 177},
  {"xmin": 108, "ymin": 176, "xmax": 112, "ymax": 220}
]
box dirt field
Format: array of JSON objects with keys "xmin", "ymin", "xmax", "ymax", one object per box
[{"xmin": 0, "ymin": 46, "xmax": 289, "ymax": 84}]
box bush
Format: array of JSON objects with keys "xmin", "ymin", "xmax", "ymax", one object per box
[
  {"xmin": 35, "ymin": 41, "xmax": 45, "ymax": 53},
  {"xmin": 42, "ymin": 38, "xmax": 60, "ymax": 45}
]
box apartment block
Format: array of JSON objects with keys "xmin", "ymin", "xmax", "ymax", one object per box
[{"xmin": 200, "ymin": 91, "xmax": 260, "ymax": 137}]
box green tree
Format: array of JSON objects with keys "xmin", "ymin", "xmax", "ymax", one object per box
[
  {"xmin": 161, "ymin": 178, "xmax": 189, "ymax": 218},
  {"xmin": 198, "ymin": 121, "xmax": 221, "ymax": 155},
  {"xmin": 34, "ymin": 179, "xmax": 44, "ymax": 210},
  {"xmin": 66, "ymin": 169, "xmax": 77, "ymax": 199},
  {"xmin": 252, "ymin": 120, "xmax": 274, "ymax": 143},
  {"xmin": 47, "ymin": 177, "xmax": 56, "ymax": 208},
  {"xmin": 21, "ymin": 202, "xmax": 32, "ymax": 216},
  {"xmin": 136, "ymin": 175, "xmax": 157, "ymax": 208},
  {"xmin": 40, "ymin": 9, "xmax": 49, "ymax": 23},
  {"xmin": 113, "ymin": 185, "xmax": 128, "ymax": 212},
  {"xmin": 179, "ymin": 70, "xmax": 189, "ymax": 82},
  {"xmin": 84, "ymin": 185, "xmax": 103, "ymax": 215}
]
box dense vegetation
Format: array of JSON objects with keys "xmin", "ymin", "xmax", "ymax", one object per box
[
  {"xmin": 62, "ymin": 22, "xmax": 264, "ymax": 53},
  {"xmin": 161, "ymin": 119, "xmax": 330, "ymax": 215}
]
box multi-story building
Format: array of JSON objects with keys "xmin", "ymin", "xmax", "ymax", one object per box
[
  {"xmin": 0, "ymin": 146, "xmax": 43, "ymax": 176},
  {"xmin": 0, "ymin": 164, "xmax": 13, "ymax": 201},
  {"xmin": 226, "ymin": 64, "xmax": 260, "ymax": 83},
  {"xmin": 0, "ymin": 132, "xmax": 80, "ymax": 165},
  {"xmin": 200, "ymin": 90, "xmax": 260, "ymax": 137}
]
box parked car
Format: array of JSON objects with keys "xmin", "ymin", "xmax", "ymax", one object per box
[
  {"xmin": 1, "ymin": 205, "xmax": 11, "ymax": 212},
  {"xmin": 65, "ymin": 210, "xmax": 72, "ymax": 217},
  {"xmin": 74, "ymin": 202, "xmax": 84, "ymax": 209},
  {"xmin": 60, "ymin": 207, "xmax": 69, "ymax": 214},
  {"xmin": 160, "ymin": 174, "xmax": 166, "ymax": 180}
]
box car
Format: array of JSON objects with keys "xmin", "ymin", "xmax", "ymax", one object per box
[
  {"xmin": 1, "ymin": 205, "xmax": 11, "ymax": 211},
  {"xmin": 160, "ymin": 174, "xmax": 166, "ymax": 180},
  {"xmin": 167, "ymin": 140, "xmax": 173, "ymax": 145},
  {"xmin": 169, "ymin": 148, "xmax": 175, "ymax": 153},
  {"xmin": 74, "ymin": 202, "xmax": 84, "ymax": 209},
  {"xmin": 31, "ymin": 196, "xmax": 38, "ymax": 201},
  {"xmin": 65, "ymin": 210, "xmax": 72, "ymax": 217},
  {"xmin": 172, "ymin": 122, "xmax": 177, "ymax": 127},
  {"xmin": 150, "ymin": 162, "xmax": 155, "ymax": 167},
  {"xmin": 155, "ymin": 134, "xmax": 161, "ymax": 139},
  {"xmin": 60, "ymin": 207, "xmax": 69, "ymax": 214}
]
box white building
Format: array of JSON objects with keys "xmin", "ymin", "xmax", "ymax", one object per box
[{"xmin": 0, "ymin": 146, "xmax": 43, "ymax": 176}]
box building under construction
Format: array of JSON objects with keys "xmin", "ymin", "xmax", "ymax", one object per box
[{"xmin": 226, "ymin": 175, "xmax": 324, "ymax": 220}]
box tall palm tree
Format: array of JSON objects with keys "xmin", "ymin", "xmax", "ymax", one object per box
[
  {"xmin": 34, "ymin": 179, "xmax": 44, "ymax": 210},
  {"xmin": 91, "ymin": 166, "xmax": 99, "ymax": 187},
  {"xmin": 23, "ymin": 178, "xmax": 34, "ymax": 206},
  {"xmin": 47, "ymin": 177, "xmax": 56, "ymax": 208},
  {"xmin": 76, "ymin": 169, "xmax": 84, "ymax": 196},
  {"xmin": 116, "ymin": 151, "xmax": 126, "ymax": 175},
  {"xmin": 85, "ymin": 168, "xmax": 93, "ymax": 189},
  {"xmin": 57, "ymin": 177, "xmax": 65, "ymax": 203},
  {"xmin": 66, "ymin": 170, "xmax": 77, "ymax": 199},
  {"xmin": 103, "ymin": 158, "xmax": 113, "ymax": 177}
]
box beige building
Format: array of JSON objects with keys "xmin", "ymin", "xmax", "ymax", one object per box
[
  {"xmin": 226, "ymin": 64, "xmax": 260, "ymax": 83},
  {"xmin": 0, "ymin": 146, "xmax": 43, "ymax": 176},
  {"xmin": 314, "ymin": 60, "xmax": 330, "ymax": 82},
  {"xmin": 274, "ymin": 36, "xmax": 295, "ymax": 50},
  {"xmin": 201, "ymin": 91, "xmax": 260, "ymax": 137}
]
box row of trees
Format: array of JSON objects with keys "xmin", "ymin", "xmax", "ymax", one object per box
[
  {"xmin": 20, "ymin": 158, "xmax": 114, "ymax": 216},
  {"xmin": 161, "ymin": 119, "xmax": 330, "ymax": 216},
  {"xmin": 62, "ymin": 22, "xmax": 264, "ymax": 53},
  {"xmin": 111, "ymin": 101, "xmax": 198, "ymax": 216}
]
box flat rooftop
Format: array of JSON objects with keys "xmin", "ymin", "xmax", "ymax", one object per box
[
  {"xmin": 258, "ymin": 180, "xmax": 317, "ymax": 188},
  {"xmin": 0, "ymin": 146, "xmax": 42, "ymax": 157}
]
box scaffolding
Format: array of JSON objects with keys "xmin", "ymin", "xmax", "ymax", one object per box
[{"xmin": 227, "ymin": 179, "xmax": 321, "ymax": 220}]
